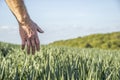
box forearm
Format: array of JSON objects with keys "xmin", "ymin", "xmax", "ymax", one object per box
[{"xmin": 5, "ymin": 0, "xmax": 30, "ymax": 25}]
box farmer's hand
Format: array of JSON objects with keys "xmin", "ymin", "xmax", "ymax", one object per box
[
  {"xmin": 5, "ymin": 0, "xmax": 44, "ymax": 54},
  {"xmin": 19, "ymin": 19, "xmax": 44, "ymax": 54}
]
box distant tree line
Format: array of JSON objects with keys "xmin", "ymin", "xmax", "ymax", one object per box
[{"xmin": 50, "ymin": 32, "xmax": 120, "ymax": 50}]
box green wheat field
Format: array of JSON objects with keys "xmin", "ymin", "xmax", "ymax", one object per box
[
  {"xmin": 0, "ymin": 42, "xmax": 120, "ymax": 80},
  {"xmin": 0, "ymin": 32, "xmax": 120, "ymax": 80}
]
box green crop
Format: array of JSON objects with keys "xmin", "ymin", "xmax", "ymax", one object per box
[{"xmin": 0, "ymin": 45, "xmax": 120, "ymax": 80}]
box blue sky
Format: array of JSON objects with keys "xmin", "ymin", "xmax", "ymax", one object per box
[{"xmin": 0, "ymin": 0, "xmax": 120, "ymax": 44}]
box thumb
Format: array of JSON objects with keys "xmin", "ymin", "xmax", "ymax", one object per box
[
  {"xmin": 37, "ymin": 27, "xmax": 44, "ymax": 33},
  {"xmin": 34, "ymin": 23, "xmax": 44, "ymax": 33}
]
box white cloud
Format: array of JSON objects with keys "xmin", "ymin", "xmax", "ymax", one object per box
[
  {"xmin": 0, "ymin": 26, "xmax": 17, "ymax": 30},
  {"xmin": 0, "ymin": 26, "xmax": 9, "ymax": 29}
]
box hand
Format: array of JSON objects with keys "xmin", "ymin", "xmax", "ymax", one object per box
[{"xmin": 19, "ymin": 19, "xmax": 44, "ymax": 54}]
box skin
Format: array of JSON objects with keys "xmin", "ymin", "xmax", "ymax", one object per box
[{"xmin": 5, "ymin": 0, "xmax": 44, "ymax": 54}]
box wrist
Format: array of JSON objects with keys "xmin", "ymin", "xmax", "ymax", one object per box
[{"xmin": 18, "ymin": 16, "xmax": 31, "ymax": 26}]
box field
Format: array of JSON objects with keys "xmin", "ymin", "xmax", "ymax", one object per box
[{"xmin": 0, "ymin": 43, "xmax": 120, "ymax": 80}]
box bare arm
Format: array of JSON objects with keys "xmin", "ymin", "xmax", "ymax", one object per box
[
  {"xmin": 5, "ymin": 0, "xmax": 30, "ymax": 25},
  {"xmin": 5, "ymin": 0, "xmax": 44, "ymax": 54}
]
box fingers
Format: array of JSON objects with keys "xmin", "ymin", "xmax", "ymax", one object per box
[
  {"xmin": 22, "ymin": 42, "xmax": 25, "ymax": 50},
  {"xmin": 22, "ymin": 34, "xmax": 40, "ymax": 55},
  {"xmin": 19, "ymin": 27, "xmax": 25, "ymax": 50},
  {"xmin": 26, "ymin": 38, "xmax": 35, "ymax": 55},
  {"xmin": 35, "ymin": 36, "xmax": 40, "ymax": 51},
  {"xmin": 21, "ymin": 38, "xmax": 26, "ymax": 50},
  {"xmin": 26, "ymin": 36, "xmax": 39, "ymax": 55},
  {"xmin": 27, "ymin": 39, "xmax": 31, "ymax": 54},
  {"xmin": 30, "ymin": 38, "xmax": 35, "ymax": 55}
]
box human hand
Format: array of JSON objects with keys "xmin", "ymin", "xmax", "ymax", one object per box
[{"xmin": 19, "ymin": 20, "xmax": 44, "ymax": 54}]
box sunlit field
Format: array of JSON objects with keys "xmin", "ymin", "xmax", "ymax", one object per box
[{"xmin": 0, "ymin": 44, "xmax": 120, "ymax": 80}]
